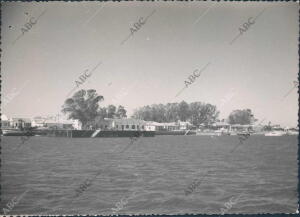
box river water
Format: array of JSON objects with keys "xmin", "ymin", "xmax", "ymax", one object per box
[{"xmin": 1, "ymin": 135, "xmax": 298, "ymax": 215}]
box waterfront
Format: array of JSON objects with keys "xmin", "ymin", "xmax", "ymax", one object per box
[{"xmin": 1, "ymin": 135, "xmax": 298, "ymax": 214}]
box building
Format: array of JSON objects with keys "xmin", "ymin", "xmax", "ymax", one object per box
[
  {"xmin": 231, "ymin": 124, "xmax": 253, "ymax": 132},
  {"xmin": 212, "ymin": 122, "xmax": 231, "ymax": 131},
  {"xmin": 72, "ymin": 120, "xmax": 82, "ymax": 130},
  {"xmin": 93, "ymin": 118, "xmax": 154, "ymax": 131},
  {"xmin": 10, "ymin": 118, "xmax": 32, "ymax": 129},
  {"xmin": 178, "ymin": 121, "xmax": 194, "ymax": 130},
  {"xmin": 43, "ymin": 119, "xmax": 81, "ymax": 130},
  {"xmin": 1, "ymin": 114, "xmax": 11, "ymax": 129},
  {"xmin": 30, "ymin": 115, "xmax": 82, "ymax": 130},
  {"xmin": 251, "ymin": 123, "xmax": 264, "ymax": 133},
  {"xmin": 150, "ymin": 122, "xmax": 178, "ymax": 131},
  {"xmin": 31, "ymin": 116, "xmax": 46, "ymax": 127}
]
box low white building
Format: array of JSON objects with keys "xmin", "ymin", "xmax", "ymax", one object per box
[
  {"xmin": 72, "ymin": 119, "xmax": 82, "ymax": 130},
  {"xmin": 31, "ymin": 116, "xmax": 46, "ymax": 127},
  {"xmin": 1, "ymin": 114, "xmax": 11, "ymax": 129},
  {"xmin": 44, "ymin": 119, "xmax": 82, "ymax": 130},
  {"xmin": 178, "ymin": 121, "xmax": 194, "ymax": 130},
  {"xmin": 145, "ymin": 121, "xmax": 194, "ymax": 131},
  {"xmin": 31, "ymin": 115, "xmax": 82, "ymax": 130},
  {"xmin": 10, "ymin": 118, "xmax": 32, "ymax": 129},
  {"xmin": 94, "ymin": 118, "xmax": 155, "ymax": 131}
]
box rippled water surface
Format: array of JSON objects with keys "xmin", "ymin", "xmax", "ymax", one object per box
[{"xmin": 1, "ymin": 135, "xmax": 298, "ymax": 215}]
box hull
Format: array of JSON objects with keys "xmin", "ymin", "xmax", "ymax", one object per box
[
  {"xmin": 265, "ymin": 131, "xmax": 286, "ymax": 136},
  {"xmin": 45, "ymin": 130, "xmax": 155, "ymax": 138},
  {"xmin": 2, "ymin": 129, "xmax": 35, "ymax": 136},
  {"xmin": 155, "ymin": 130, "xmax": 196, "ymax": 136},
  {"xmin": 286, "ymin": 131, "xmax": 299, "ymax": 135},
  {"xmin": 196, "ymin": 132, "xmax": 222, "ymax": 136},
  {"xmin": 237, "ymin": 132, "xmax": 251, "ymax": 136},
  {"xmin": 196, "ymin": 131, "xmax": 231, "ymax": 136}
]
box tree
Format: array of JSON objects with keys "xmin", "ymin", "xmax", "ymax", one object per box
[
  {"xmin": 132, "ymin": 105, "xmax": 153, "ymax": 121},
  {"xmin": 228, "ymin": 109, "xmax": 255, "ymax": 125},
  {"xmin": 165, "ymin": 103, "xmax": 179, "ymax": 122},
  {"xmin": 98, "ymin": 107, "xmax": 107, "ymax": 119},
  {"xmin": 107, "ymin": 105, "xmax": 117, "ymax": 118},
  {"xmin": 62, "ymin": 89, "xmax": 104, "ymax": 127},
  {"xmin": 149, "ymin": 104, "xmax": 167, "ymax": 122},
  {"xmin": 189, "ymin": 102, "xmax": 219, "ymax": 126},
  {"xmin": 116, "ymin": 105, "xmax": 127, "ymax": 118},
  {"xmin": 178, "ymin": 101, "xmax": 190, "ymax": 121}
]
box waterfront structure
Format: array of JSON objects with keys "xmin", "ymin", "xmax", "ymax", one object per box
[
  {"xmin": 10, "ymin": 118, "xmax": 32, "ymax": 129},
  {"xmin": 1, "ymin": 115, "xmax": 10, "ymax": 129},
  {"xmin": 230, "ymin": 124, "xmax": 253, "ymax": 132},
  {"xmin": 31, "ymin": 115, "xmax": 82, "ymax": 130},
  {"xmin": 212, "ymin": 122, "xmax": 231, "ymax": 131},
  {"xmin": 94, "ymin": 118, "xmax": 154, "ymax": 131},
  {"xmin": 178, "ymin": 121, "xmax": 194, "ymax": 130},
  {"xmin": 144, "ymin": 121, "xmax": 194, "ymax": 132},
  {"xmin": 31, "ymin": 116, "xmax": 46, "ymax": 127},
  {"xmin": 1, "ymin": 115, "xmax": 32, "ymax": 129},
  {"xmin": 43, "ymin": 119, "xmax": 81, "ymax": 130},
  {"xmin": 148, "ymin": 122, "xmax": 179, "ymax": 131}
]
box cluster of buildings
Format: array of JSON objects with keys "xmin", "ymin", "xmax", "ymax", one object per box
[
  {"xmin": 1, "ymin": 114, "xmax": 297, "ymax": 135},
  {"xmin": 0, "ymin": 114, "xmax": 194, "ymax": 132},
  {"xmin": 1, "ymin": 114, "xmax": 81, "ymax": 130}
]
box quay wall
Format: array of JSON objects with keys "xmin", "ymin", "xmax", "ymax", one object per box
[{"xmin": 43, "ymin": 129, "xmax": 155, "ymax": 138}]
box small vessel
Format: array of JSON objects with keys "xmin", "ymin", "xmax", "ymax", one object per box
[
  {"xmin": 264, "ymin": 131, "xmax": 285, "ymax": 136},
  {"xmin": 286, "ymin": 130, "xmax": 299, "ymax": 135},
  {"xmin": 2, "ymin": 129, "xmax": 35, "ymax": 136},
  {"xmin": 216, "ymin": 128, "xmax": 231, "ymax": 136},
  {"xmin": 196, "ymin": 130, "xmax": 221, "ymax": 136},
  {"xmin": 45, "ymin": 129, "xmax": 155, "ymax": 138},
  {"xmin": 237, "ymin": 131, "xmax": 251, "ymax": 136},
  {"xmin": 155, "ymin": 130, "xmax": 196, "ymax": 136}
]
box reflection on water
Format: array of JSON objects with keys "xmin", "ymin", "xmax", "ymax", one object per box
[{"xmin": 1, "ymin": 135, "xmax": 298, "ymax": 215}]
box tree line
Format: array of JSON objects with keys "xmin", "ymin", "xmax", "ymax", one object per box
[
  {"xmin": 62, "ymin": 89, "xmax": 257, "ymax": 128},
  {"xmin": 131, "ymin": 101, "xmax": 220, "ymax": 127}
]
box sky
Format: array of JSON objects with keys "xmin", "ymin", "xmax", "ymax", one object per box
[{"xmin": 1, "ymin": 1, "xmax": 299, "ymax": 127}]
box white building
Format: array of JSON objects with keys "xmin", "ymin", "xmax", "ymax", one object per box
[
  {"xmin": 178, "ymin": 121, "xmax": 194, "ymax": 130},
  {"xmin": 31, "ymin": 115, "xmax": 82, "ymax": 130},
  {"xmin": 10, "ymin": 118, "xmax": 32, "ymax": 129},
  {"xmin": 31, "ymin": 116, "xmax": 46, "ymax": 127},
  {"xmin": 1, "ymin": 114, "xmax": 10, "ymax": 129},
  {"xmin": 43, "ymin": 119, "xmax": 82, "ymax": 130},
  {"xmin": 94, "ymin": 118, "xmax": 155, "ymax": 131}
]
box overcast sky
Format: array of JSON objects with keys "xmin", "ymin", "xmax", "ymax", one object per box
[{"xmin": 1, "ymin": 1, "xmax": 299, "ymax": 127}]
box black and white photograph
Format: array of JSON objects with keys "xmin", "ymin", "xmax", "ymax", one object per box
[{"xmin": 0, "ymin": 1, "xmax": 299, "ymax": 215}]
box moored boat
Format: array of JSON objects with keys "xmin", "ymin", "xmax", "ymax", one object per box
[
  {"xmin": 264, "ymin": 131, "xmax": 286, "ymax": 136},
  {"xmin": 2, "ymin": 129, "xmax": 35, "ymax": 136},
  {"xmin": 45, "ymin": 129, "xmax": 155, "ymax": 138}
]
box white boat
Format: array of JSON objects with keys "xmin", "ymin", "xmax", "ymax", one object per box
[
  {"xmin": 2, "ymin": 128, "xmax": 35, "ymax": 136},
  {"xmin": 286, "ymin": 130, "xmax": 299, "ymax": 135},
  {"xmin": 196, "ymin": 130, "xmax": 221, "ymax": 136},
  {"xmin": 264, "ymin": 131, "xmax": 286, "ymax": 136}
]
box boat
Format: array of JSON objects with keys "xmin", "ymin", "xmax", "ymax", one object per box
[
  {"xmin": 196, "ymin": 128, "xmax": 231, "ymax": 136},
  {"xmin": 2, "ymin": 129, "xmax": 35, "ymax": 136},
  {"xmin": 155, "ymin": 130, "xmax": 196, "ymax": 136},
  {"xmin": 237, "ymin": 131, "xmax": 251, "ymax": 136},
  {"xmin": 264, "ymin": 131, "xmax": 286, "ymax": 136},
  {"xmin": 196, "ymin": 130, "xmax": 221, "ymax": 136},
  {"xmin": 45, "ymin": 129, "xmax": 155, "ymax": 138},
  {"xmin": 286, "ymin": 131, "xmax": 299, "ymax": 135},
  {"xmin": 286, "ymin": 129, "xmax": 299, "ymax": 135},
  {"xmin": 216, "ymin": 128, "xmax": 231, "ymax": 136}
]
